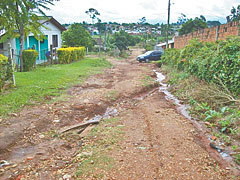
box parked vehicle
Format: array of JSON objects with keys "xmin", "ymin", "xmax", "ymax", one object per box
[{"xmin": 137, "ymin": 51, "xmax": 162, "ymax": 63}]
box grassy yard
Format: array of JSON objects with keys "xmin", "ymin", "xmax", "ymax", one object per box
[{"xmin": 0, "ymin": 57, "xmax": 112, "ymax": 117}]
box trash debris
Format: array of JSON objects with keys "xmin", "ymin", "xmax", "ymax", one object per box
[{"xmin": 0, "ymin": 160, "xmax": 10, "ymax": 168}]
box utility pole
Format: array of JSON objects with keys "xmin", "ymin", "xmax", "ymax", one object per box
[
  {"xmin": 104, "ymin": 24, "xmax": 107, "ymax": 51},
  {"xmin": 166, "ymin": 0, "xmax": 171, "ymax": 49}
]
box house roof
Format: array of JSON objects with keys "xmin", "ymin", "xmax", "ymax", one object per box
[
  {"xmin": 156, "ymin": 39, "xmax": 174, "ymax": 47},
  {"xmin": 43, "ymin": 16, "xmax": 66, "ymax": 32}
]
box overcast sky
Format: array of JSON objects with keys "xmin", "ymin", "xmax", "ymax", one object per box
[{"xmin": 47, "ymin": 0, "xmax": 240, "ymax": 24}]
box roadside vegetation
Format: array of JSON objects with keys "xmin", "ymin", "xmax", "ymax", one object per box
[
  {"xmin": 0, "ymin": 57, "xmax": 112, "ymax": 117},
  {"xmin": 159, "ymin": 37, "xmax": 240, "ymax": 164}
]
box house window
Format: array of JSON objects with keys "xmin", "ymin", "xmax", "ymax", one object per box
[
  {"xmin": 0, "ymin": 43, "xmax": 3, "ymax": 49},
  {"xmin": 52, "ymin": 35, "xmax": 58, "ymax": 48}
]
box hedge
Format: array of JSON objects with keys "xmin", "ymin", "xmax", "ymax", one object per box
[
  {"xmin": 57, "ymin": 47, "xmax": 86, "ymax": 64},
  {"xmin": 160, "ymin": 37, "xmax": 240, "ymax": 95},
  {"xmin": 0, "ymin": 54, "xmax": 13, "ymax": 92},
  {"xmin": 22, "ymin": 50, "xmax": 38, "ymax": 72}
]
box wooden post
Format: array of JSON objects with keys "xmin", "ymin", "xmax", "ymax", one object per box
[
  {"xmin": 50, "ymin": 44, "xmax": 53, "ymax": 64},
  {"xmin": 216, "ymin": 25, "xmax": 220, "ymax": 41},
  {"xmin": 8, "ymin": 43, "xmax": 16, "ymax": 86}
]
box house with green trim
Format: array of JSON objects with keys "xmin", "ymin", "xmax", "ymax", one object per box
[{"xmin": 0, "ymin": 17, "xmax": 66, "ymax": 64}]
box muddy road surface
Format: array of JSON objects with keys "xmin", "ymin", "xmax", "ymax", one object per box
[{"xmin": 0, "ymin": 49, "xmax": 237, "ymax": 179}]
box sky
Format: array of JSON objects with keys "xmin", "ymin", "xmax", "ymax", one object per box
[{"xmin": 46, "ymin": 0, "xmax": 240, "ymax": 24}]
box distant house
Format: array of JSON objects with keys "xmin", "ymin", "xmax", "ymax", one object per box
[
  {"xmin": 0, "ymin": 16, "xmax": 66, "ymax": 64},
  {"xmin": 155, "ymin": 39, "xmax": 175, "ymax": 51}
]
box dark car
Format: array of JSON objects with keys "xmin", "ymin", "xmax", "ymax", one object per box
[{"xmin": 137, "ymin": 51, "xmax": 162, "ymax": 63}]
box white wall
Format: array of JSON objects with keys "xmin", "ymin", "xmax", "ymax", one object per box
[
  {"xmin": 28, "ymin": 20, "xmax": 62, "ymax": 49},
  {"xmin": 0, "ymin": 39, "xmax": 16, "ymax": 61}
]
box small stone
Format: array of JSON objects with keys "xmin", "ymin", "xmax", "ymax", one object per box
[
  {"xmin": 205, "ymin": 122, "xmax": 211, "ymax": 126},
  {"xmin": 78, "ymin": 151, "xmax": 93, "ymax": 157},
  {"xmin": 11, "ymin": 113, "xmax": 18, "ymax": 117},
  {"xmin": 63, "ymin": 174, "xmax": 71, "ymax": 179},
  {"xmin": 83, "ymin": 99, "xmax": 89, "ymax": 104},
  {"xmin": 11, "ymin": 164, "xmax": 18, "ymax": 168},
  {"xmin": 26, "ymin": 157, "xmax": 34, "ymax": 161},
  {"xmin": 53, "ymin": 119, "xmax": 60, "ymax": 123},
  {"xmin": 39, "ymin": 134, "xmax": 45, "ymax": 139},
  {"xmin": 155, "ymin": 110, "xmax": 160, "ymax": 113},
  {"xmin": 137, "ymin": 147, "xmax": 146, "ymax": 150},
  {"xmin": 211, "ymin": 136, "xmax": 217, "ymax": 141}
]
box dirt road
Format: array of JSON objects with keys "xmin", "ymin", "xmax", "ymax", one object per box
[{"xmin": 0, "ymin": 49, "xmax": 236, "ymax": 179}]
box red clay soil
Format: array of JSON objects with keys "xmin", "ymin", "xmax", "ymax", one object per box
[{"xmin": 0, "ymin": 48, "xmax": 238, "ymax": 179}]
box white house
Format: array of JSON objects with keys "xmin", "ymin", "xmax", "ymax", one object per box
[
  {"xmin": 155, "ymin": 39, "xmax": 175, "ymax": 51},
  {"xmin": 0, "ymin": 16, "xmax": 66, "ymax": 64}
]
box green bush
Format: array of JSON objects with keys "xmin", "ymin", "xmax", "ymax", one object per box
[
  {"xmin": 0, "ymin": 54, "xmax": 13, "ymax": 92},
  {"xmin": 57, "ymin": 47, "xmax": 86, "ymax": 64},
  {"xmin": 161, "ymin": 37, "xmax": 240, "ymax": 95},
  {"xmin": 22, "ymin": 50, "xmax": 38, "ymax": 72}
]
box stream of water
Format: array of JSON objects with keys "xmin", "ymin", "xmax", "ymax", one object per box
[{"xmin": 154, "ymin": 70, "xmax": 234, "ymax": 164}]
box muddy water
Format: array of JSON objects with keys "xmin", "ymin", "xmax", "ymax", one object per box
[{"xmin": 154, "ymin": 70, "xmax": 238, "ymax": 171}]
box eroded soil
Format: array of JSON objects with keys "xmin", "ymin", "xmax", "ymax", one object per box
[{"xmin": 0, "ymin": 49, "xmax": 237, "ymax": 179}]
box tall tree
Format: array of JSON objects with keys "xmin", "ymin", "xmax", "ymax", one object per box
[
  {"xmin": 178, "ymin": 16, "xmax": 208, "ymax": 35},
  {"xmin": 62, "ymin": 23, "xmax": 94, "ymax": 50},
  {"xmin": 0, "ymin": 0, "xmax": 58, "ymax": 72},
  {"xmin": 85, "ymin": 8, "xmax": 100, "ymax": 25},
  {"xmin": 177, "ymin": 13, "xmax": 188, "ymax": 25},
  {"xmin": 226, "ymin": 5, "xmax": 240, "ymax": 22}
]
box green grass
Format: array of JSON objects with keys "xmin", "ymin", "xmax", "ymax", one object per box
[
  {"xmin": 76, "ymin": 118, "xmax": 125, "ymax": 179},
  {"xmin": 0, "ymin": 57, "xmax": 112, "ymax": 117}
]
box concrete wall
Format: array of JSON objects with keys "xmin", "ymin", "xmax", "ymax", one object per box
[{"xmin": 174, "ymin": 21, "xmax": 240, "ymax": 49}]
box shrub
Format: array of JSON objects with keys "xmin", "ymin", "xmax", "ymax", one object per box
[
  {"xmin": 57, "ymin": 47, "xmax": 86, "ymax": 64},
  {"xmin": 0, "ymin": 54, "xmax": 13, "ymax": 92},
  {"xmin": 161, "ymin": 37, "xmax": 240, "ymax": 95},
  {"xmin": 22, "ymin": 50, "xmax": 38, "ymax": 72}
]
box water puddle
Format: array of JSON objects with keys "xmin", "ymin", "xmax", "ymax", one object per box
[
  {"xmin": 154, "ymin": 70, "xmax": 192, "ymax": 120},
  {"xmin": 154, "ymin": 70, "xmax": 235, "ymax": 169}
]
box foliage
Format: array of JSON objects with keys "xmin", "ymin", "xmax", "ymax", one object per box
[
  {"xmin": 160, "ymin": 37, "xmax": 240, "ymax": 95},
  {"xmin": 57, "ymin": 47, "xmax": 86, "ymax": 64},
  {"xmin": 178, "ymin": 16, "xmax": 208, "ymax": 35},
  {"xmin": 62, "ymin": 23, "xmax": 94, "ymax": 50},
  {"xmin": 207, "ymin": 21, "xmax": 221, "ymax": 27},
  {"xmin": 0, "ymin": 57, "xmax": 112, "ymax": 117},
  {"xmin": 22, "ymin": 50, "xmax": 38, "ymax": 71},
  {"xmin": 111, "ymin": 30, "xmax": 140, "ymax": 51},
  {"xmin": 177, "ymin": 14, "xmax": 188, "ymax": 25},
  {"xmin": 0, "ymin": 54, "xmax": 12, "ymax": 92},
  {"xmin": 138, "ymin": 17, "xmax": 146, "ymax": 26},
  {"xmin": 161, "ymin": 64, "xmax": 240, "ymax": 161},
  {"xmin": 226, "ymin": 5, "xmax": 240, "ymax": 22},
  {"xmin": 144, "ymin": 39, "xmax": 156, "ymax": 51}
]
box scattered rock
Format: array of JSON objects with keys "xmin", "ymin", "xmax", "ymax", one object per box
[
  {"xmin": 211, "ymin": 136, "xmax": 217, "ymax": 141},
  {"xmin": 39, "ymin": 134, "xmax": 45, "ymax": 139},
  {"xmin": 137, "ymin": 147, "xmax": 146, "ymax": 150},
  {"xmin": 26, "ymin": 157, "xmax": 34, "ymax": 161},
  {"xmin": 204, "ymin": 122, "xmax": 211, "ymax": 126},
  {"xmin": 155, "ymin": 110, "xmax": 160, "ymax": 113},
  {"xmin": 63, "ymin": 174, "xmax": 71, "ymax": 180},
  {"xmin": 83, "ymin": 99, "xmax": 89, "ymax": 104},
  {"xmin": 53, "ymin": 119, "xmax": 60, "ymax": 123},
  {"xmin": 77, "ymin": 151, "xmax": 93, "ymax": 158}
]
